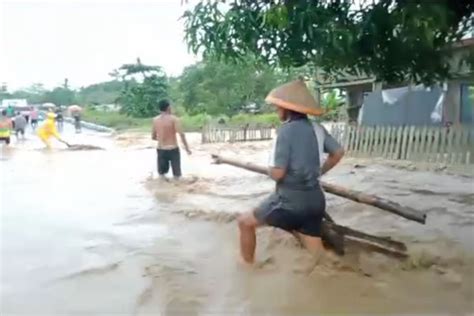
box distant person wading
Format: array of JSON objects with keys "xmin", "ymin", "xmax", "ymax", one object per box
[
  {"xmin": 13, "ymin": 112, "xmax": 27, "ymax": 141},
  {"xmin": 152, "ymin": 99, "xmax": 191, "ymax": 179},
  {"xmin": 30, "ymin": 107, "xmax": 39, "ymax": 130}
]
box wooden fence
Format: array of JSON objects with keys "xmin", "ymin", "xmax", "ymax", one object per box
[
  {"xmin": 201, "ymin": 124, "xmax": 273, "ymax": 144},
  {"xmin": 330, "ymin": 124, "xmax": 474, "ymax": 165}
]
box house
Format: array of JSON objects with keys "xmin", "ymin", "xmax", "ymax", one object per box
[{"xmin": 315, "ymin": 38, "xmax": 474, "ymax": 126}]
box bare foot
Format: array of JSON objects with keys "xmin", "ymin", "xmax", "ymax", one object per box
[
  {"xmin": 238, "ymin": 256, "xmax": 276, "ymax": 271},
  {"xmin": 158, "ymin": 175, "xmax": 169, "ymax": 182},
  {"xmin": 255, "ymin": 256, "xmax": 276, "ymax": 270},
  {"xmin": 293, "ymin": 255, "xmax": 322, "ymax": 275}
]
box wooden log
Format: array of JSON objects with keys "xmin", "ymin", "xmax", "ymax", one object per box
[
  {"xmin": 287, "ymin": 222, "xmax": 407, "ymax": 259},
  {"xmin": 211, "ymin": 154, "xmax": 426, "ymax": 224},
  {"xmin": 346, "ymin": 238, "xmax": 408, "ymax": 259},
  {"xmin": 325, "ymin": 221, "xmax": 406, "ymax": 252},
  {"xmin": 320, "ymin": 222, "xmax": 345, "ymax": 255}
]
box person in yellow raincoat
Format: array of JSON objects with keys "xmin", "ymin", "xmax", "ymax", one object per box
[{"xmin": 37, "ymin": 112, "xmax": 69, "ymax": 149}]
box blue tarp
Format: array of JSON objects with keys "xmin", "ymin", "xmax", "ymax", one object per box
[{"xmin": 359, "ymin": 86, "xmax": 442, "ymax": 126}]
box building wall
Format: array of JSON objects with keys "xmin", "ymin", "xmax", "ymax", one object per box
[
  {"xmin": 444, "ymin": 79, "xmax": 474, "ymax": 125},
  {"xmin": 358, "ymin": 86, "xmax": 442, "ymax": 126},
  {"xmin": 346, "ymin": 89, "xmax": 364, "ymax": 122},
  {"xmin": 444, "ymin": 81, "xmax": 461, "ymax": 124},
  {"xmin": 460, "ymin": 83, "xmax": 474, "ymax": 124}
]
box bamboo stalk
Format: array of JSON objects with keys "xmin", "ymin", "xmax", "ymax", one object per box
[{"xmin": 211, "ymin": 154, "xmax": 426, "ymax": 224}]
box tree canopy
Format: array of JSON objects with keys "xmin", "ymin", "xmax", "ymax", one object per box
[
  {"xmin": 112, "ymin": 58, "xmax": 169, "ymax": 117},
  {"xmin": 172, "ymin": 57, "xmax": 298, "ymax": 116},
  {"xmin": 0, "ymin": 58, "xmax": 330, "ymax": 119},
  {"xmin": 183, "ymin": 0, "xmax": 474, "ymax": 84},
  {"xmin": 76, "ymin": 81, "xmax": 123, "ymax": 105}
]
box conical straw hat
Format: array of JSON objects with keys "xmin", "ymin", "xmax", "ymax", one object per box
[{"xmin": 265, "ymin": 79, "xmax": 323, "ymax": 116}]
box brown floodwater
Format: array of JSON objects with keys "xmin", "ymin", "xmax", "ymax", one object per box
[{"xmin": 1, "ymin": 125, "xmax": 473, "ymax": 315}]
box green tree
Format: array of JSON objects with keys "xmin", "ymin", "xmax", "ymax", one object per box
[
  {"xmin": 321, "ymin": 90, "xmax": 345, "ymax": 121},
  {"xmin": 183, "ymin": 1, "xmax": 474, "ymax": 84},
  {"xmin": 113, "ymin": 58, "xmax": 169, "ymax": 117},
  {"xmin": 6, "ymin": 83, "xmax": 49, "ymax": 104},
  {"xmin": 0, "ymin": 83, "xmax": 11, "ymax": 101},
  {"xmin": 76, "ymin": 80, "xmax": 123, "ymax": 105},
  {"xmin": 43, "ymin": 79, "xmax": 76, "ymax": 106},
  {"xmin": 174, "ymin": 57, "xmax": 295, "ymax": 116}
]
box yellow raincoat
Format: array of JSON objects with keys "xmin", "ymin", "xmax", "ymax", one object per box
[{"xmin": 38, "ymin": 113, "xmax": 60, "ymax": 148}]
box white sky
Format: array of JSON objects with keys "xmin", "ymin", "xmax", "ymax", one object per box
[{"xmin": 0, "ymin": 0, "xmax": 198, "ymax": 90}]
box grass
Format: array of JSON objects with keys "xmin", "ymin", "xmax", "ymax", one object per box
[
  {"xmin": 82, "ymin": 107, "xmax": 280, "ymax": 132},
  {"xmin": 82, "ymin": 108, "xmax": 151, "ymax": 131}
]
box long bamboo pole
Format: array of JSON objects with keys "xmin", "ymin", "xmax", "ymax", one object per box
[{"xmin": 211, "ymin": 154, "xmax": 426, "ymax": 224}]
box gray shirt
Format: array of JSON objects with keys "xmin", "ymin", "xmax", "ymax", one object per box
[
  {"xmin": 13, "ymin": 115, "xmax": 27, "ymax": 130},
  {"xmin": 270, "ymin": 118, "xmax": 341, "ymax": 191}
]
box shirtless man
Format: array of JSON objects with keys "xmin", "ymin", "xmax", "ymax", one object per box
[{"xmin": 151, "ymin": 99, "xmax": 191, "ymax": 179}]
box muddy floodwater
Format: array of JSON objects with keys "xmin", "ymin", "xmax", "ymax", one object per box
[{"xmin": 1, "ymin": 125, "xmax": 474, "ymax": 315}]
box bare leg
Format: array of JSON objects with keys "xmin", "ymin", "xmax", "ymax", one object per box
[
  {"xmin": 298, "ymin": 234, "xmax": 324, "ymax": 255},
  {"xmin": 237, "ymin": 211, "xmax": 261, "ymax": 264},
  {"xmin": 293, "ymin": 233, "xmax": 329, "ymax": 274}
]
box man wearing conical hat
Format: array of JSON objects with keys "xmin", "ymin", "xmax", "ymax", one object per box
[{"xmin": 237, "ymin": 79, "xmax": 345, "ymax": 266}]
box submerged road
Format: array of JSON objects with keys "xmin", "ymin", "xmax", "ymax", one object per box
[{"xmin": 1, "ymin": 124, "xmax": 474, "ymax": 315}]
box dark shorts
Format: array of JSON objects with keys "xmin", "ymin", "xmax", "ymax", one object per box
[
  {"xmin": 254, "ymin": 188, "xmax": 326, "ymax": 237},
  {"xmin": 0, "ymin": 137, "xmax": 10, "ymax": 145},
  {"xmin": 15, "ymin": 128, "xmax": 25, "ymax": 136},
  {"xmin": 157, "ymin": 148, "xmax": 181, "ymax": 177},
  {"xmin": 31, "ymin": 119, "xmax": 38, "ymax": 125}
]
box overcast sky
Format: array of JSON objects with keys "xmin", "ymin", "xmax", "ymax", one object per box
[{"xmin": 0, "ymin": 0, "xmax": 198, "ymax": 90}]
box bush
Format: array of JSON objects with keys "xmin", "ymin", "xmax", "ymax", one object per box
[
  {"xmin": 229, "ymin": 113, "xmax": 280, "ymax": 126},
  {"xmin": 81, "ymin": 107, "xmax": 280, "ymax": 132},
  {"xmin": 180, "ymin": 113, "xmax": 212, "ymax": 131},
  {"xmin": 82, "ymin": 107, "xmax": 151, "ymax": 131}
]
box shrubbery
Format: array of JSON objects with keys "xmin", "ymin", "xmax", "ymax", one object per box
[{"xmin": 82, "ymin": 107, "xmax": 279, "ymax": 132}]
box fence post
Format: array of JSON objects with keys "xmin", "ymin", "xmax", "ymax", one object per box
[
  {"xmin": 453, "ymin": 126, "xmax": 463, "ymax": 165},
  {"xmin": 446, "ymin": 127, "xmax": 455, "ymax": 164},
  {"xmin": 411, "ymin": 127, "xmax": 421, "ymax": 161},
  {"xmin": 392, "ymin": 126, "xmax": 403, "ymax": 160},
  {"xmin": 460, "ymin": 126, "xmax": 470, "ymax": 164},
  {"xmin": 347, "ymin": 125, "xmax": 354, "ymax": 154},
  {"xmin": 382, "ymin": 126, "xmax": 390, "ymax": 158},
  {"xmin": 418, "ymin": 126, "xmax": 427, "ymax": 162},
  {"xmin": 432, "ymin": 127, "xmax": 440, "ymax": 163},
  {"xmin": 425, "ymin": 127, "xmax": 434, "ymax": 163},
  {"xmin": 400, "ymin": 126, "xmax": 408, "ymax": 160}
]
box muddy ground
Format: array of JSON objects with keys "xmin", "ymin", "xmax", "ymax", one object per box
[{"xmin": 1, "ymin": 127, "xmax": 473, "ymax": 315}]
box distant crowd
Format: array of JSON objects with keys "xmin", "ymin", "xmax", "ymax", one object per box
[{"xmin": 0, "ymin": 104, "xmax": 82, "ymax": 147}]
